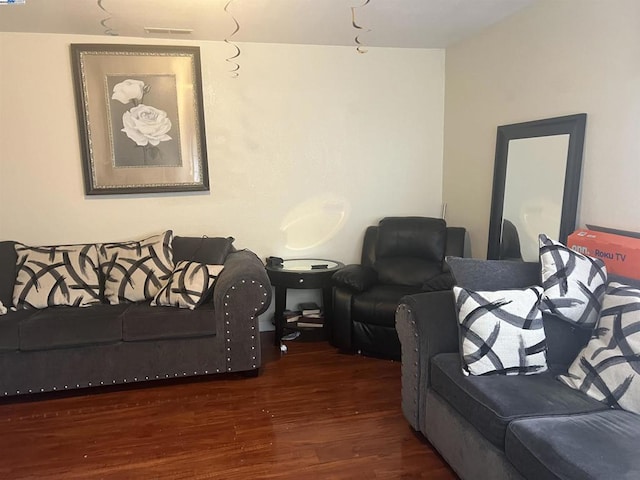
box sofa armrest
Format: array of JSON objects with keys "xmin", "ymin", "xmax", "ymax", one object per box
[
  {"xmin": 214, "ymin": 249, "xmax": 272, "ymax": 373},
  {"xmin": 396, "ymin": 289, "xmax": 459, "ymax": 431}
]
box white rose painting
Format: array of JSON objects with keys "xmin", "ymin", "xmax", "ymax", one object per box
[
  {"xmin": 111, "ymin": 79, "xmax": 146, "ymax": 104},
  {"xmin": 72, "ymin": 44, "xmax": 208, "ymax": 194},
  {"xmin": 107, "ymin": 75, "xmax": 182, "ymax": 167}
]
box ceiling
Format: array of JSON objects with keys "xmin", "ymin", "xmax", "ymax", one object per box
[{"xmin": 0, "ymin": 0, "xmax": 538, "ymax": 48}]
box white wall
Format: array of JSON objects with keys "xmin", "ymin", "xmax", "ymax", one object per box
[
  {"xmin": 0, "ymin": 33, "xmax": 445, "ymax": 256},
  {"xmin": 443, "ymin": 0, "xmax": 640, "ymax": 258},
  {"xmin": 0, "ymin": 33, "xmax": 445, "ymax": 326}
]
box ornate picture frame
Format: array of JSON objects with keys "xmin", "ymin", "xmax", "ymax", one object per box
[{"xmin": 71, "ymin": 44, "xmax": 209, "ymax": 195}]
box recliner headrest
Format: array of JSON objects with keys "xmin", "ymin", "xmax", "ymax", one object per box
[{"xmin": 375, "ymin": 217, "xmax": 447, "ymax": 262}]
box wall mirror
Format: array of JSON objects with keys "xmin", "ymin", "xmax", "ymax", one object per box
[{"xmin": 487, "ymin": 113, "xmax": 587, "ymax": 261}]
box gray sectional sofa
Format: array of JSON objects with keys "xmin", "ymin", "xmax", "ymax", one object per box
[
  {"xmin": 396, "ymin": 258, "xmax": 640, "ymax": 480},
  {"xmin": 0, "ymin": 234, "xmax": 272, "ymax": 397}
]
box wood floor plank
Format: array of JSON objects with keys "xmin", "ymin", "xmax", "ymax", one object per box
[{"xmin": 0, "ymin": 333, "xmax": 456, "ymax": 479}]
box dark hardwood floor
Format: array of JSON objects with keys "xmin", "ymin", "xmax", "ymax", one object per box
[{"xmin": 0, "ymin": 333, "xmax": 456, "ymax": 479}]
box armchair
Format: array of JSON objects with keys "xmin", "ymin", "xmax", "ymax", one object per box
[{"xmin": 330, "ymin": 217, "xmax": 465, "ymax": 359}]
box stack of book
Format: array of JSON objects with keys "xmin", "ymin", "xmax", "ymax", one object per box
[
  {"xmin": 283, "ymin": 309, "xmax": 301, "ymax": 323},
  {"xmin": 295, "ymin": 302, "xmax": 324, "ymax": 328}
]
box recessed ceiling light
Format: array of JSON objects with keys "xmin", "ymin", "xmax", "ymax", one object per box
[{"xmin": 144, "ymin": 27, "xmax": 193, "ymax": 35}]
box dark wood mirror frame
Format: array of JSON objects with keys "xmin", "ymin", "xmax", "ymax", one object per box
[{"xmin": 487, "ymin": 113, "xmax": 587, "ymax": 260}]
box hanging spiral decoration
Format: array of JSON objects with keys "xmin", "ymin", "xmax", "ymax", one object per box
[
  {"xmin": 351, "ymin": 0, "xmax": 371, "ymax": 54},
  {"xmin": 97, "ymin": 0, "xmax": 118, "ymax": 36},
  {"xmin": 224, "ymin": 0, "xmax": 241, "ymax": 77}
]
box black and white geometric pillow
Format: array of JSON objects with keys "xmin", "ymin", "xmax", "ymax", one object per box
[
  {"xmin": 98, "ymin": 230, "xmax": 174, "ymax": 304},
  {"xmin": 539, "ymin": 234, "xmax": 607, "ymax": 328},
  {"xmin": 453, "ymin": 286, "xmax": 548, "ymax": 376},
  {"xmin": 13, "ymin": 243, "xmax": 101, "ymax": 309},
  {"xmin": 151, "ymin": 261, "xmax": 224, "ymax": 310},
  {"xmin": 558, "ymin": 282, "xmax": 640, "ymax": 414}
]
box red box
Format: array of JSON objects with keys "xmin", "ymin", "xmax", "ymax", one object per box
[{"xmin": 567, "ymin": 229, "xmax": 640, "ymax": 280}]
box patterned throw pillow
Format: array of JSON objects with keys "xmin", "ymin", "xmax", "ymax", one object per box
[
  {"xmin": 558, "ymin": 283, "xmax": 640, "ymax": 414},
  {"xmin": 98, "ymin": 230, "xmax": 174, "ymax": 304},
  {"xmin": 151, "ymin": 261, "xmax": 224, "ymax": 310},
  {"xmin": 13, "ymin": 243, "xmax": 101, "ymax": 309},
  {"xmin": 454, "ymin": 286, "xmax": 547, "ymax": 376},
  {"xmin": 539, "ymin": 234, "xmax": 607, "ymax": 327}
]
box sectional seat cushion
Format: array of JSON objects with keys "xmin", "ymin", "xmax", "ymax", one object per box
[
  {"xmin": 539, "ymin": 234, "xmax": 607, "ymax": 327},
  {"xmin": 99, "ymin": 230, "xmax": 174, "ymax": 304},
  {"xmin": 430, "ymin": 352, "xmax": 608, "ymax": 449},
  {"xmin": 506, "ymin": 410, "xmax": 640, "ymax": 480},
  {"xmin": 122, "ymin": 302, "xmax": 216, "ymax": 341},
  {"xmin": 19, "ymin": 304, "xmax": 128, "ymax": 351},
  {"xmin": 559, "ymin": 282, "xmax": 640, "ymax": 413},
  {"xmin": 152, "ymin": 261, "xmax": 224, "ymax": 310},
  {"xmin": 12, "ymin": 243, "xmax": 101, "ymax": 309},
  {"xmin": 0, "ymin": 310, "xmax": 31, "ymax": 352},
  {"xmin": 453, "ymin": 286, "xmax": 547, "ymax": 376}
]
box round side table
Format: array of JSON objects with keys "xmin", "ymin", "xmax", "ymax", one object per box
[{"xmin": 266, "ymin": 259, "xmax": 344, "ymax": 346}]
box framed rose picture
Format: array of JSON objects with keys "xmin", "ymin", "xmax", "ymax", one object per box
[{"xmin": 71, "ymin": 44, "xmax": 209, "ymax": 194}]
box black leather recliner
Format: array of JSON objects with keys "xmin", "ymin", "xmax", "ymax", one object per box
[{"xmin": 330, "ymin": 217, "xmax": 465, "ymax": 359}]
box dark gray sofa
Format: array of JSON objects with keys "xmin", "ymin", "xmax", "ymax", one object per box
[
  {"xmin": 0, "ymin": 236, "xmax": 272, "ymax": 397},
  {"xmin": 396, "ymin": 258, "xmax": 640, "ymax": 480}
]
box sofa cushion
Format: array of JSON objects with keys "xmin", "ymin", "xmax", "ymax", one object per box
[
  {"xmin": 447, "ymin": 257, "xmax": 540, "ymax": 291},
  {"xmin": 430, "ymin": 352, "xmax": 607, "ymax": 449},
  {"xmin": 352, "ymin": 285, "xmax": 422, "ymax": 327},
  {"xmin": 13, "ymin": 243, "xmax": 101, "ymax": 309},
  {"xmin": 122, "ymin": 302, "xmax": 216, "ymax": 341},
  {"xmin": 506, "ymin": 410, "xmax": 640, "ymax": 480},
  {"xmin": 98, "ymin": 230, "xmax": 174, "ymax": 304},
  {"xmin": 543, "ymin": 313, "xmax": 591, "ymax": 370},
  {"xmin": 539, "ymin": 234, "xmax": 607, "ymax": 328},
  {"xmin": 0, "ymin": 241, "xmax": 17, "ymax": 307},
  {"xmin": 559, "ymin": 282, "xmax": 640, "ymax": 414},
  {"xmin": 19, "ymin": 304, "xmax": 127, "ymax": 351},
  {"xmin": 453, "ymin": 286, "xmax": 547, "ymax": 376},
  {"xmin": 172, "ymin": 236, "xmax": 234, "ymax": 264},
  {"xmin": 152, "ymin": 261, "xmax": 224, "ymax": 310},
  {"xmin": 0, "ymin": 310, "xmax": 32, "ymax": 352}
]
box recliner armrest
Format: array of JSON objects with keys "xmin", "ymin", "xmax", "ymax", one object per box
[
  {"xmin": 421, "ymin": 272, "xmax": 455, "ymax": 291},
  {"xmin": 332, "ymin": 264, "xmax": 378, "ymax": 292}
]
